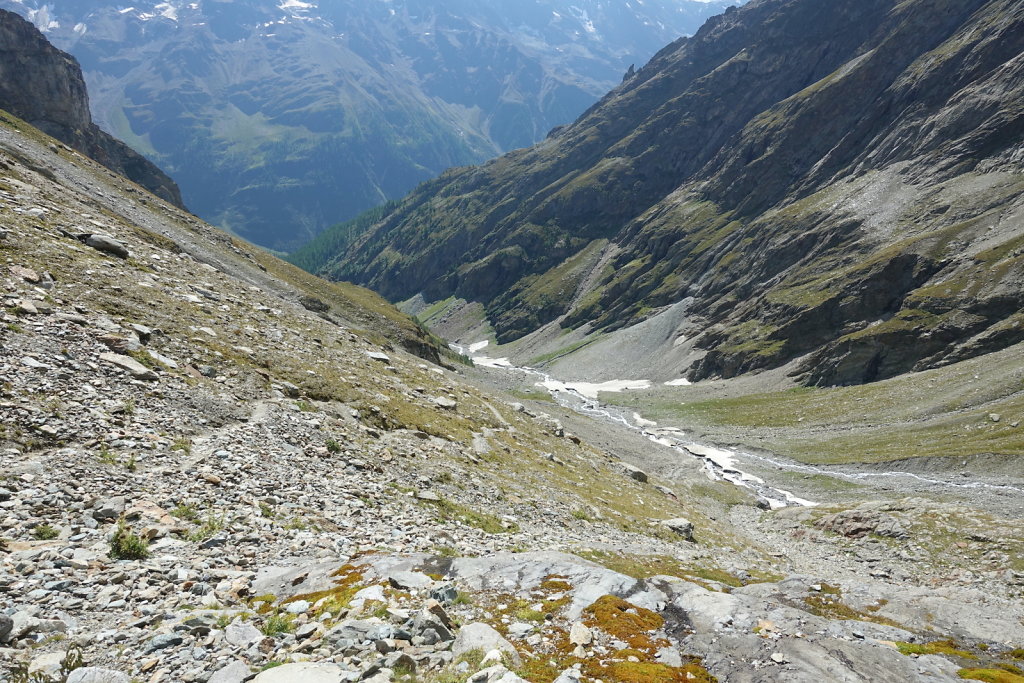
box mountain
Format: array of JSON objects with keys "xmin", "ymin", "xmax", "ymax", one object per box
[
  {"xmin": 2, "ymin": 14, "xmax": 1024, "ymax": 683},
  {"xmin": 0, "ymin": 0, "xmax": 737, "ymax": 252},
  {"xmin": 0, "ymin": 8, "xmax": 183, "ymax": 207},
  {"xmin": 327, "ymin": 0, "xmax": 1024, "ymax": 388}
]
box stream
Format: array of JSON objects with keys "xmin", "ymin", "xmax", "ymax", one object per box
[{"xmin": 455, "ymin": 342, "xmax": 1024, "ymax": 509}]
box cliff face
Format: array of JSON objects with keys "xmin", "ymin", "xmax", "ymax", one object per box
[
  {"xmin": 0, "ymin": 9, "xmax": 184, "ymax": 208},
  {"xmin": 330, "ymin": 0, "xmax": 1024, "ymax": 386}
]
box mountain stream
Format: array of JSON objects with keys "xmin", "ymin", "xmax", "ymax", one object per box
[{"xmin": 455, "ymin": 342, "xmax": 1024, "ymax": 509}]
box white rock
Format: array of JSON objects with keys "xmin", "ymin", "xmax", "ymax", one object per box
[
  {"xmin": 253, "ymin": 662, "xmax": 350, "ymax": 682},
  {"xmin": 67, "ymin": 668, "xmax": 132, "ymax": 683},
  {"xmin": 453, "ymin": 623, "xmax": 521, "ymax": 666},
  {"xmin": 207, "ymin": 660, "xmax": 252, "ymax": 683},
  {"xmin": 569, "ymin": 622, "xmax": 592, "ymax": 646},
  {"xmin": 225, "ymin": 619, "xmax": 263, "ymax": 647}
]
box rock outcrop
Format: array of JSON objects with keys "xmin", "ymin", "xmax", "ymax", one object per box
[
  {"xmin": 330, "ymin": 0, "xmax": 1024, "ymax": 387},
  {"xmin": 0, "ymin": 9, "xmax": 184, "ymax": 208}
]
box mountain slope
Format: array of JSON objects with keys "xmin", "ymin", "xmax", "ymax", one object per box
[
  {"xmin": 330, "ymin": 0, "xmax": 1024, "ymax": 387},
  {"xmin": 2, "ymin": 18, "xmax": 1024, "ymax": 683},
  {"xmin": 0, "ymin": 8, "xmax": 183, "ymax": 207},
  {"xmin": 2, "ymin": 0, "xmax": 736, "ymax": 251}
]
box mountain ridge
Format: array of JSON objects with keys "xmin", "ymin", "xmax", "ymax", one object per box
[
  {"xmin": 327, "ymin": 0, "xmax": 1024, "ymax": 388},
  {"xmin": 1, "ymin": 0, "xmax": 738, "ymax": 251}
]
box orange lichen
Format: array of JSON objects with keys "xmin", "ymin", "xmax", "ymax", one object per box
[{"xmin": 583, "ymin": 595, "xmax": 666, "ymax": 652}]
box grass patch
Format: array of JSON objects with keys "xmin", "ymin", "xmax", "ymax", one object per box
[
  {"xmin": 109, "ymin": 520, "xmax": 150, "ymax": 560},
  {"xmin": 958, "ymin": 666, "xmax": 1024, "ymax": 682},
  {"xmin": 897, "ymin": 640, "xmax": 977, "ymax": 660},
  {"xmin": 421, "ymin": 496, "xmax": 518, "ymax": 534}
]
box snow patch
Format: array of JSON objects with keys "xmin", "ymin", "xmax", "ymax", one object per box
[
  {"xmin": 633, "ymin": 412, "xmax": 657, "ymax": 428},
  {"xmin": 472, "ymin": 356, "xmax": 514, "ymax": 369},
  {"xmin": 665, "ymin": 378, "xmax": 691, "ymax": 386},
  {"xmin": 539, "ymin": 378, "xmax": 651, "ymax": 399}
]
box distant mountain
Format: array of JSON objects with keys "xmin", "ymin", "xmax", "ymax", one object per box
[
  {"xmin": 0, "ymin": 8, "xmax": 182, "ymax": 207},
  {"xmin": 328, "ymin": 0, "xmax": 1024, "ymax": 387},
  {"xmin": 1, "ymin": 0, "xmax": 737, "ymax": 251}
]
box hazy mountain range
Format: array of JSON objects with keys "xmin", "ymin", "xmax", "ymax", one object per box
[{"xmin": 2, "ymin": 0, "xmax": 737, "ymax": 250}]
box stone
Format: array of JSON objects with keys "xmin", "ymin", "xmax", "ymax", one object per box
[
  {"xmin": 568, "ymin": 622, "xmax": 592, "ymax": 646},
  {"xmin": 431, "ymin": 584, "xmax": 459, "ymax": 604},
  {"xmin": 388, "ymin": 571, "xmax": 435, "ymax": 590},
  {"xmin": 84, "ymin": 234, "xmax": 129, "ymax": 258},
  {"xmin": 621, "ymin": 463, "xmax": 648, "ymax": 482},
  {"xmin": 93, "ymin": 496, "xmax": 126, "ymax": 523},
  {"xmin": 432, "ymin": 396, "xmax": 457, "ymax": 410},
  {"xmin": 10, "ymin": 265, "xmax": 40, "ymax": 283},
  {"xmin": 0, "ymin": 614, "xmax": 12, "ymax": 643},
  {"xmin": 66, "ymin": 668, "xmax": 132, "ymax": 683},
  {"xmin": 99, "ymin": 352, "xmax": 159, "ymax": 381},
  {"xmin": 252, "ymin": 662, "xmax": 350, "ymax": 682},
  {"xmin": 453, "ymin": 623, "xmax": 521, "ymax": 666},
  {"xmin": 416, "ymin": 490, "xmax": 441, "ymax": 502},
  {"xmin": 365, "ymin": 351, "xmax": 391, "ymax": 363},
  {"xmin": 16, "ymin": 299, "xmax": 38, "ymax": 315},
  {"xmin": 145, "ymin": 633, "xmax": 184, "ymax": 653},
  {"xmin": 225, "ymin": 619, "xmax": 262, "ymax": 647},
  {"xmin": 29, "ymin": 652, "xmax": 67, "ymax": 678},
  {"xmin": 285, "ymin": 599, "xmax": 310, "ymax": 614},
  {"xmin": 206, "ymin": 661, "xmax": 252, "ymax": 683},
  {"xmin": 553, "ymin": 668, "xmax": 583, "ymax": 683},
  {"xmin": 661, "ymin": 517, "xmax": 695, "ymax": 542}
]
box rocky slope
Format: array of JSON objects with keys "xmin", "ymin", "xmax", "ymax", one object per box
[
  {"xmin": 1, "ymin": 0, "xmax": 736, "ymax": 251},
  {"xmin": 2, "ymin": 67, "xmax": 1024, "ymax": 683},
  {"xmin": 0, "ymin": 9, "xmax": 183, "ymax": 209},
  {"xmin": 329, "ymin": 0, "xmax": 1024, "ymax": 388}
]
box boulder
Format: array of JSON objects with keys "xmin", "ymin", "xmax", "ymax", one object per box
[
  {"xmin": 225, "ymin": 619, "xmax": 263, "ymax": 647},
  {"xmin": 99, "ymin": 352, "xmax": 158, "ymax": 381},
  {"xmin": 84, "ymin": 234, "xmax": 129, "ymax": 258},
  {"xmin": 453, "ymin": 623, "xmax": 520, "ymax": 666},
  {"xmin": 207, "ymin": 661, "xmax": 253, "ymax": 683},
  {"xmin": 661, "ymin": 517, "xmax": 695, "ymax": 542},
  {"xmin": 66, "ymin": 668, "xmax": 132, "ymax": 683},
  {"xmin": 253, "ymin": 662, "xmax": 351, "ymax": 682},
  {"xmin": 621, "ymin": 463, "xmax": 648, "ymax": 483}
]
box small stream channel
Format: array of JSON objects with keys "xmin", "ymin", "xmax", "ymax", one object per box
[{"xmin": 454, "ymin": 342, "xmax": 1024, "ymax": 509}]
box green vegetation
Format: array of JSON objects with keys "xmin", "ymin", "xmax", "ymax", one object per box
[
  {"xmin": 420, "ymin": 496, "xmax": 518, "ymax": 534},
  {"xmin": 260, "ymin": 613, "xmax": 294, "ymax": 636},
  {"xmin": 897, "ymin": 640, "xmax": 976, "ymax": 659},
  {"xmin": 958, "ymin": 666, "xmax": 1024, "ymax": 682},
  {"xmin": 8, "ymin": 645, "xmax": 84, "ymax": 683},
  {"xmin": 287, "ymin": 200, "xmax": 400, "ymax": 274},
  {"xmin": 109, "ymin": 520, "xmax": 150, "ymax": 560},
  {"xmin": 187, "ymin": 513, "xmax": 228, "ymax": 542},
  {"xmin": 32, "ymin": 524, "xmax": 58, "ymax": 541}
]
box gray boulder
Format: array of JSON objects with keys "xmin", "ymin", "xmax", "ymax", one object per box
[
  {"xmin": 66, "ymin": 668, "xmax": 132, "ymax": 683},
  {"xmin": 84, "ymin": 234, "xmax": 129, "ymax": 258},
  {"xmin": 453, "ymin": 623, "xmax": 520, "ymax": 666},
  {"xmin": 660, "ymin": 517, "xmax": 695, "ymax": 542},
  {"xmin": 207, "ymin": 661, "xmax": 253, "ymax": 683},
  {"xmin": 253, "ymin": 662, "xmax": 351, "ymax": 682},
  {"xmin": 225, "ymin": 619, "xmax": 263, "ymax": 647}
]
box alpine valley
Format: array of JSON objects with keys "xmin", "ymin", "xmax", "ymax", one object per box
[
  {"xmin": 0, "ymin": 0, "xmax": 736, "ymax": 251},
  {"xmin": 1, "ymin": 2, "xmax": 1024, "ymax": 683}
]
